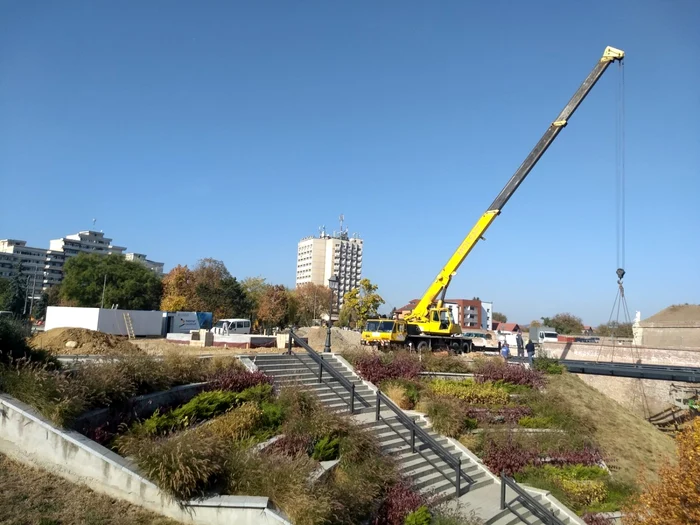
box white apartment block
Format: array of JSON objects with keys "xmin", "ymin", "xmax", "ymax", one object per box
[
  {"xmin": 0, "ymin": 230, "xmax": 163, "ymax": 298},
  {"xmin": 296, "ymin": 228, "xmax": 363, "ymax": 306},
  {"xmin": 125, "ymin": 253, "xmax": 165, "ymax": 275}
]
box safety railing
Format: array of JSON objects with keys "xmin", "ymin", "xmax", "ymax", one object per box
[
  {"xmin": 287, "ymin": 330, "xmax": 370, "ymax": 414},
  {"xmin": 375, "ymin": 391, "xmax": 474, "ymax": 497},
  {"xmin": 500, "ymin": 474, "xmax": 565, "ymax": 525}
]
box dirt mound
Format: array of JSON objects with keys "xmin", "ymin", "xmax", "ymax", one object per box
[
  {"xmin": 643, "ymin": 304, "xmax": 700, "ymax": 324},
  {"xmin": 303, "ymin": 327, "xmax": 361, "ymax": 353},
  {"xmin": 30, "ymin": 328, "xmax": 142, "ymax": 356}
]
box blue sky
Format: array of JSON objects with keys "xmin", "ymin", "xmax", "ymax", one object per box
[{"xmin": 1, "ymin": 1, "xmax": 698, "ymax": 325}]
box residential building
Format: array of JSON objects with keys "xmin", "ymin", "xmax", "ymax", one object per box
[
  {"xmin": 295, "ymin": 224, "xmax": 363, "ymax": 307},
  {"xmin": 125, "ymin": 253, "xmax": 165, "ymax": 275},
  {"xmin": 0, "ymin": 230, "xmax": 163, "ymax": 299},
  {"xmin": 395, "ymin": 298, "xmax": 493, "ymax": 330}
]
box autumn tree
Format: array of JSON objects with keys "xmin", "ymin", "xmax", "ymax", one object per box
[
  {"xmin": 160, "ymin": 265, "xmax": 195, "ymax": 312},
  {"xmin": 595, "ymin": 321, "xmax": 633, "ymax": 338},
  {"xmin": 241, "ymin": 276, "xmax": 269, "ymax": 322},
  {"xmin": 339, "ymin": 278, "xmax": 384, "ymax": 329},
  {"xmin": 257, "ymin": 284, "xmax": 289, "ymax": 330},
  {"xmin": 294, "ymin": 283, "xmax": 333, "ymax": 326},
  {"xmin": 493, "ymin": 312, "xmax": 508, "ymax": 323},
  {"xmin": 541, "ymin": 313, "xmax": 584, "ymax": 334},
  {"xmin": 623, "ymin": 418, "xmax": 700, "ymax": 525}
]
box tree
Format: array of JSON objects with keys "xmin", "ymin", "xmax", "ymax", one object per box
[
  {"xmin": 0, "ymin": 277, "xmax": 10, "ymax": 311},
  {"xmin": 340, "ymin": 278, "xmax": 384, "ymax": 329},
  {"xmin": 529, "ymin": 319, "xmax": 542, "ymax": 328},
  {"xmin": 257, "ymin": 285, "xmax": 289, "ymax": 329},
  {"xmin": 33, "ymin": 292, "xmax": 48, "ymax": 320},
  {"xmin": 542, "ymin": 312, "xmax": 583, "ymax": 334},
  {"xmin": 241, "ymin": 276, "xmax": 269, "ymax": 323},
  {"xmin": 61, "ymin": 253, "xmax": 162, "ymax": 310},
  {"xmin": 493, "ymin": 312, "xmax": 508, "ymax": 323},
  {"xmin": 294, "ymin": 283, "xmax": 333, "ymax": 326},
  {"xmin": 595, "ymin": 321, "xmax": 633, "ymax": 338},
  {"xmin": 160, "ymin": 265, "xmax": 195, "ymax": 312},
  {"xmin": 623, "ymin": 418, "xmax": 700, "ymax": 525},
  {"xmin": 7, "ymin": 264, "xmax": 28, "ymax": 317}
]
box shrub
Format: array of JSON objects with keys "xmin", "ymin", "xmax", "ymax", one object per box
[
  {"xmin": 73, "ymin": 361, "xmax": 138, "ymax": 407},
  {"xmin": 421, "ymin": 353, "xmax": 472, "ymax": 374},
  {"xmin": 516, "ymin": 465, "xmax": 610, "ymax": 510},
  {"xmin": 428, "ymin": 378, "xmax": 509, "ymax": 405},
  {"xmin": 208, "ymin": 368, "xmax": 273, "ymax": 393},
  {"xmin": 312, "ymin": 435, "xmax": 341, "ymax": 461},
  {"xmin": 0, "ymin": 318, "xmax": 54, "ymax": 364},
  {"xmin": 404, "ymin": 506, "xmax": 432, "ymax": 525},
  {"xmin": 458, "ymin": 433, "xmax": 483, "ymax": 455},
  {"xmin": 227, "ymin": 450, "xmax": 333, "ymax": 525},
  {"xmin": 583, "ymin": 514, "xmax": 614, "ymax": 525},
  {"xmin": 465, "ymin": 405, "xmax": 533, "ymax": 424},
  {"xmin": 206, "ymin": 402, "xmax": 263, "ymax": 441},
  {"xmin": 518, "ymin": 416, "xmax": 554, "ymax": 429},
  {"xmin": 545, "ymin": 447, "xmax": 604, "ymax": 467},
  {"xmin": 473, "ymin": 359, "xmax": 544, "ymax": 388},
  {"xmin": 118, "ymin": 428, "xmax": 228, "ymax": 499},
  {"xmin": 355, "ymin": 353, "xmax": 421, "ymax": 384},
  {"xmin": 269, "ymin": 434, "xmax": 314, "ymax": 457},
  {"xmin": 483, "ymin": 434, "xmax": 540, "ymax": 476},
  {"xmin": 384, "ymin": 382, "xmax": 412, "ymax": 409},
  {"xmin": 534, "ymin": 356, "xmax": 565, "ymax": 375},
  {"xmin": 373, "ymin": 480, "xmax": 426, "ymax": 525},
  {"xmin": 0, "ymin": 362, "xmax": 86, "ymax": 426},
  {"xmin": 425, "ymin": 397, "xmax": 468, "ymax": 438},
  {"xmin": 137, "ymin": 390, "xmax": 240, "ymax": 436}
]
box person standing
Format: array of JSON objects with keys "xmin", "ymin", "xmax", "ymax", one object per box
[
  {"xmin": 516, "ymin": 330, "xmax": 524, "ymax": 357},
  {"xmin": 526, "ymin": 339, "xmax": 536, "ymax": 368},
  {"xmin": 501, "ymin": 341, "xmax": 510, "ymax": 361}
]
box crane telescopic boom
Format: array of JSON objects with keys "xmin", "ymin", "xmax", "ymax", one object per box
[{"xmin": 404, "ymin": 46, "xmax": 625, "ymax": 334}]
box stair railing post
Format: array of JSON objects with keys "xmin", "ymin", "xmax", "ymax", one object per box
[
  {"xmin": 500, "ymin": 472, "xmax": 506, "ymax": 510},
  {"xmin": 375, "ymin": 392, "xmax": 380, "ymax": 421},
  {"xmin": 410, "ymin": 424, "xmax": 415, "ymax": 452},
  {"xmin": 318, "ymin": 362, "xmax": 323, "ymax": 383},
  {"xmin": 456, "ymin": 457, "xmax": 461, "ymax": 497},
  {"xmin": 287, "ymin": 331, "xmax": 293, "ymax": 355},
  {"xmin": 350, "ymin": 383, "xmax": 355, "ymax": 414}
]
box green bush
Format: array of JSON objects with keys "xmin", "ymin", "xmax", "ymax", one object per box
[
  {"xmin": 518, "ymin": 416, "xmax": 554, "ymax": 429},
  {"xmin": 425, "ymin": 397, "xmax": 468, "ymax": 437},
  {"xmin": 0, "ymin": 318, "xmax": 55, "ymax": 365},
  {"xmin": 312, "ymin": 435, "xmax": 340, "ymax": 461},
  {"xmin": 405, "ymin": 505, "xmax": 432, "ymax": 525},
  {"xmin": 428, "ymin": 378, "xmax": 509, "ymax": 405},
  {"xmin": 534, "ymin": 356, "xmax": 565, "ymax": 375}
]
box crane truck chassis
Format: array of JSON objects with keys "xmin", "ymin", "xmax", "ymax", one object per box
[{"xmin": 361, "ymin": 45, "xmax": 625, "ymax": 352}]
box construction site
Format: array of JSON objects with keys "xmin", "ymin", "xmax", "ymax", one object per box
[{"xmin": 2, "ymin": 5, "xmax": 699, "ymax": 524}]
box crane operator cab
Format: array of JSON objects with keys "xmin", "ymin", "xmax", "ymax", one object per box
[{"xmin": 419, "ymin": 307, "xmax": 461, "ymax": 336}]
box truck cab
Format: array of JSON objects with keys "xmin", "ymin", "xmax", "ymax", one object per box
[
  {"xmin": 211, "ymin": 318, "xmax": 251, "ymax": 335},
  {"xmin": 529, "ymin": 326, "xmax": 559, "ymax": 344},
  {"xmin": 361, "ymin": 319, "xmax": 407, "ymax": 348}
]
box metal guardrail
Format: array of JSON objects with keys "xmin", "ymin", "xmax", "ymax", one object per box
[
  {"xmin": 501, "ymin": 474, "xmax": 565, "ymax": 525},
  {"xmin": 375, "ymin": 391, "xmax": 474, "ymax": 497},
  {"xmin": 287, "ymin": 330, "xmax": 370, "ymax": 414}
]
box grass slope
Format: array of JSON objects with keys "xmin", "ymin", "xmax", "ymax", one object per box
[
  {"xmin": 0, "ymin": 454, "xmax": 176, "ymax": 525},
  {"xmin": 547, "ymin": 373, "xmax": 676, "ymax": 485}
]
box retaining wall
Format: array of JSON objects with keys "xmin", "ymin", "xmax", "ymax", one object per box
[{"xmin": 0, "ymin": 394, "xmax": 289, "ymax": 525}]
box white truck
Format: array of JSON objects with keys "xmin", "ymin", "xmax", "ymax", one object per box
[{"xmin": 529, "ymin": 326, "xmax": 559, "ymax": 344}]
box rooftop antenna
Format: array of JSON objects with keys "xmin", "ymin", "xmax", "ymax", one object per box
[
  {"xmin": 92, "ymin": 218, "xmax": 97, "ymax": 229},
  {"xmin": 339, "ymin": 214, "xmax": 345, "ymax": 232}
]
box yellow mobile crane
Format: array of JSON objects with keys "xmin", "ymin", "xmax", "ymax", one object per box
[{"xmin": 361, "ymin": 45, "xmax": 625, "ymax": 352}]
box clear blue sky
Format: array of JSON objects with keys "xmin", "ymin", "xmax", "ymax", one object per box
[{"xmin": 1, "ymin": 1, "xmax": 699, "ymax": 325}]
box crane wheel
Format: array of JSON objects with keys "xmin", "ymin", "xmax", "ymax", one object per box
[
  {"xmin": 416, "ymin": 341, "xmax": 429, "ymax": 352},
  {"xmin": 450, "ymin": 342, "xmax": 461, "ymax": 355},
  {"xmin": 462, "ymin": 341, "xmax": 472, "ymax": 353}
]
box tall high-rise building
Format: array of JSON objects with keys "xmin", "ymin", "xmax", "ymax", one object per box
[{"xmin": 295, "ymin": 220, "xmax": 363, "ymax": 306}]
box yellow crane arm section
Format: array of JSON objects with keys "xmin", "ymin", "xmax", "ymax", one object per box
[{"xmin": 405, "ymin": 46, "xmax": 625, "ymax": 324}]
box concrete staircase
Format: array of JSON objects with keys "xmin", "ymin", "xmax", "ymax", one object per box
[{"xmin": 251, "ymin": 352, "xmax": 582, "ymax": 525}]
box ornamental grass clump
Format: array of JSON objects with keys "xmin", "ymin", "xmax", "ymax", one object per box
[{"xmin": 428, "ymin": 378, "xmax": 509, "ymax": 405}]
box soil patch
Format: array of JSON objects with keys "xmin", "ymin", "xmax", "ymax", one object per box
[
  {"xmin": 30, "ymin": 328, "xmax": 141, "ymax": 356},
  {"xmin": 643, "ymin": 304, "xmax": 700, "ymax": 323},
  {"xmin": 301, "ymin": 326, "xmax": 361, "ymax": 353},
  {"xmin": 0, "ymin": 453, "xmax": 176, "ymax": 525}
]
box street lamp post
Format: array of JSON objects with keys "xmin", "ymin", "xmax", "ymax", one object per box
[{"xmin": 324, "ymin": 275, "xmax": 339, "ymax": 353}]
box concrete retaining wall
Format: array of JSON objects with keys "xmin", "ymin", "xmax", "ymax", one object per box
[
  {"xmin": 0, "ymin": 394, "xmax": 289, "ymax": 525},
  {"xmin": 166, "ymin": 333, "xmax": 279, "ymax": 348}
]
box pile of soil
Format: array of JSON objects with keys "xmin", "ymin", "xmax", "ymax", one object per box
[
  {"xmin": 30, "ymin": 328, "xmax": 142, "ymax": 356},
  {"xmin": 302, "ymin": 327, "xmax": 361, "ymax": 353},
  {"xmin": 643, "ymin": 304, "xmax": 700, "ymax": 324}
]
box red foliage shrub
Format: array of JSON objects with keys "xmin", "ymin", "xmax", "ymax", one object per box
[
  {"xmin": 208, "ymin": 369, "xmax": 273, "ymax": 393},
  {"xmin": 483, "ymin": 436, "xmax": 541, "ymax": 476},
  {"xmin": 266, "ymin": 434, "xmax": 313, "ymax": 457},
  {"xmin": 544, "ymin": 447, "xmax": 604, "ymax": 467},
  {"xmin": 373, "ymin": 480, "xmax": 426, "ymax": 525},
  {"xmin": 355, "ymin": 353, "xmax": 421, "ymax": 385},
  {"xmin": 474, "ymin": 361, "xmax": 544, "ymax": 388},
  {"xmin": 582, "ymin": 513, "xmax": 614, "ymax": 525}
]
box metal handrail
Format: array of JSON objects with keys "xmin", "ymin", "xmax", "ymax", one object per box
[
  {"xmin": 500, "ymin": 474, "xmax": 565, "ymax": 525},
  {"xmin": 287, "ymin": 330, "xmax": 370, "ymax": 413},
  {"xmin": 375, "ymin": 391, "xmax": 474, "ymax": 497}
]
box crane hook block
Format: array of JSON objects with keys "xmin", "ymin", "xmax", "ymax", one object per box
[{"xmin": 616, "ymin": 268, "xmax": 626, "ymax": 282}]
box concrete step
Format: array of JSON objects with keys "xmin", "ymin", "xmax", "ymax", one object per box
[{"xmin": 485, "ymin": 496, "xmax": 556, "ymax": 525}]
